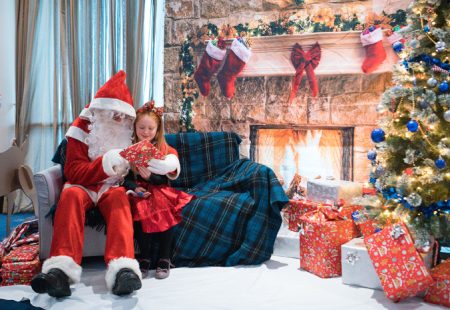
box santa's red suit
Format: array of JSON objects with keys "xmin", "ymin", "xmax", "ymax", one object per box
[{"xmin": 41, "ymin": 71, "xmax": 142, "ymax": 292}]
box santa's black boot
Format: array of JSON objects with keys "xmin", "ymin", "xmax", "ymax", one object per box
[
  {"xmin": 31, "ymin": 268, "xmax": 71, "ymax": 298},
  {"xmin": 112, "ymin": 268, "xmax": 142, "ymax": 296}
]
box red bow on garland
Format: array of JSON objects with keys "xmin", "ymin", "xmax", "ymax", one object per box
[{"xmin": 289, "ymin": 42, "xmax": 321, "ymax": 103}]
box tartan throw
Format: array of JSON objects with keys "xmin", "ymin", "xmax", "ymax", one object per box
[{"xmin": 171, "ymin": 159, "xmax": 288, "ymax": 267}]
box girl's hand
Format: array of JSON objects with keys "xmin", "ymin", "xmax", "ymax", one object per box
[
  {"xmin": 137, "ymin": 166, "xmax": 152, "ymax": 180},
  {"xmin": 130, "ymin": 163, "xmax": 139, "ymax": 174},
  {"xmin": 135, "ymin": 187, "xmax": 150, "ymax": 198}
]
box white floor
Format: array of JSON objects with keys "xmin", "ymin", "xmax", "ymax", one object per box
[{"xmin": 0, "ymin": 255, "xmax": 445, "ymax": 310}]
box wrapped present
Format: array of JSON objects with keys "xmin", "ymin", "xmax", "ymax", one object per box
[
  {"xmin": 0, "ymin": 257, "xmax": 41, "ymax": 286},
  {"xmin": 364, "ymin": 223, "xmax": 434, "ymax": 302},
  {"xmin": 342, "ymin": 238, "xmax": 382, "ymax": 290},
  {"xmin": 273, "ymin": 221, "xmax": 300, "ymax": 259},
  {"xmin": 119, "ymin": 140, "xmax": 164, "ymax": 168},
  {"xmin": 424, "ymin": 259, "xmax": 450, "ymax": 307},
  {"xmin": 283, "ymin": 199, "xmax": 317, "ymax": 232},
  {"xmin": 351, "ymin": 210, "xmax": 381, "ymax": 237},
  {"xmin": 299, "ymin": 207, "xmax": 359, "ymax": 278},
  {"xmin": 306, "ymin": 179, "xmax": 362, "ymax": 206},
  {"xmin": 2, "ymin": 244, "xmax": 39, "ymax": 263},
  {"xmin": 342, "ymin": 237, "xmax": 435, "ymax": 291}
]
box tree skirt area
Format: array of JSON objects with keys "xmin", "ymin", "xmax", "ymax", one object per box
[{"xmin": 0, "ymin": 255, "xmax": 444, "ymax": 310}]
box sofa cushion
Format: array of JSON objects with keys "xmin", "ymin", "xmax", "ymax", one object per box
[{"xmin": 165, "ymin": 132, "xmax": 241, "ymax": 189}]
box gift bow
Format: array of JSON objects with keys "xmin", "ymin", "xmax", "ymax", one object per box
[{"xmin": 289, "ymin": 42, "xmax": 321, "ymax": 103}]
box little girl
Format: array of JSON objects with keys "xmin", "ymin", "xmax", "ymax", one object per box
[{"xmin": 123, "ymin": 101, "xmax": 194, "ymax": 279}]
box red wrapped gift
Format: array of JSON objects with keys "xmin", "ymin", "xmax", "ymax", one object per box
[
  {"xmin": 424, "ymin": 259, "xmax": 450, "ymax": 307},
  {"xmin": 119, "ymin": 140, "xmax": 164, "ymax": 168},
  {"xmin": 0, "ymin": 257, "xmax": 41, "ymax": 286},
  {"xmin": 351, "ymin": 209, "xmax": 380, "ymax": 237},
  {"xmin": 299, "ymin": 207, "xmax": 359, "ymax": 278},
  {"xmin": 2, "ymin": 244, "xmax": 39, "ymax": 263},
  {"xmin": 283, "ymin": 200, "xmax": 317, "ymax": 232},
  {"xmin": 364, "ymin": 223, "xmax": 434, "ymax": 302}
]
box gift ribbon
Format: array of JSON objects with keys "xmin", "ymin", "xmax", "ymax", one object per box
[
  {"xmin": 289, "ymin": 42, "xmax": 321, "ymax": 103},
  {"xmin": 345, "ymin": 251, "xmax": 360, "ymax": 266}
]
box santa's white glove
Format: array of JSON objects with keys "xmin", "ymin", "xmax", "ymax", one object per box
[
  {"xmin": 148, "ymin": 154, "xmax": 180, "ymax": 177},
  {"xmin": 102, "ymin": 149, "xmax": 130, "ymax": 177}
]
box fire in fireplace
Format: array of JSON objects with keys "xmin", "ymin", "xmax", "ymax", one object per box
[{"xmin": 249, "ymin": 125, "xmax": 354, "ymax": 192}]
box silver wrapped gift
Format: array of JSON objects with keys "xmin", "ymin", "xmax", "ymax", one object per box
[
  {"xmin": 273, "ymin": 218, "xmax": 300, "ymax": 259},
  {"xmin": 341, "ymin": 238, "xmax": 434, "ymax": 290},
  {"xmin": 306, "ymin": 179, "xmax": 362, "ymax": 206},
  {"xmin": 341, "ymin": 238, "xmax": 382, "ymax": 290}
]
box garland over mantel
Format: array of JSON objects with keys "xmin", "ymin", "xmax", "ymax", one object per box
[{"xmin": 178, "ymin": 9, "xmax": 407, "ymax": 132}]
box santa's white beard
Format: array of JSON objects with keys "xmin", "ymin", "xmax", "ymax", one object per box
[{"xmin": 85, "ymin": 110, "xmax": 133, "ymax": 161}]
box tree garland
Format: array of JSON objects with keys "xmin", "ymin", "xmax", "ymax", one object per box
[{"xmin": 178, "ymin": 9, "xmax": 407, "ymax": 132}]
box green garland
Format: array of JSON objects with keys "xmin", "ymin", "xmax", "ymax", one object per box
[{"xmin": 178, "ymin": 10, "xmax": 406, "ymax": 132}]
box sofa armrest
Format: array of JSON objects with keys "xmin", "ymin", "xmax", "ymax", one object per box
[{"xmin": 34, "ymin": 164, "xmax": 63, "ymax": 259}]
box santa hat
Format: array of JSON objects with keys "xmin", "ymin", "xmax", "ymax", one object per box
[{"xmin": 66, "ymin": 70, "xmax": 135, "ymax": 144}]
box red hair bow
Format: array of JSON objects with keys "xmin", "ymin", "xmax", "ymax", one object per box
[
  {"xmin": 137, "ymin": 100, "xmax": 164, "ymax": 117},
  {"xmin": 289, "ymin": 42, "xmax": 321, "ymax": 103}
]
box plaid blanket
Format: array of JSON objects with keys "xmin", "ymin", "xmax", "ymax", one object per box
[
  {"xmin": 171, "ymin": 158, "xmax": 288, "ymax": 267},
  {"xmin": 165, "ymin": 131, "xmax": 241, "ymax": 189}
]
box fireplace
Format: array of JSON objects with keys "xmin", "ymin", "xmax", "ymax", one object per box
[{"xmin": 250, "ymin": 125, "xmax": 354, "ymax": 190}]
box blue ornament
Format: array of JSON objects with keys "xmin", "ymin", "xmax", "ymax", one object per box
[
  {"xmin": 419, "ymin": 99, "xmax": 429, "ymax": 109},
  {"xmin": 137, "ymin": 192, "xmax": 144, "ymax": 197},
  {"xmin": 402, "ymin": 59, "xmax": 409, "ymax": 69},
  {"xmin": 438, "ymin": 81, "xmax": 449, "ymax": 93},
  {"xmin": 369, "ymin": 177, "xmax": 377, "ymax": 184},
  {"xmin": 369, "ymin": 26, "xmax": 376, "ymax": 32},
  {"xmin": 367, "ymin": 150, "xmax": 377, "ymax": 161},
  {"xmin": 427, "ymin": 77, "xmax": 438, "ymax": 87},
  {"xmin": 424, "ymin": 25, "xmax": 430, "ymax": 33},
  {"xmin": 435, "ymin": 158, "xmax": 446, "ymax": 169},
  {"xmin": 392, "ymin": 41, "xmax": 404, "ymax": 53},
  {"xmin": 375, "ymin": 165, "xmax": 385, "ymax": 177},
  {"xmin": 406, "ymin": 119, "xmax": 419, "ymax": 132},
  {"xmin": 371, "ymin": 128, "xmax": 385, "ymax": 143}
]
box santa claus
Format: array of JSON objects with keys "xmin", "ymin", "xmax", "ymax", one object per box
[{"xmin": 31, "ymin": 71, "xmax": 142, "ymax": 297}]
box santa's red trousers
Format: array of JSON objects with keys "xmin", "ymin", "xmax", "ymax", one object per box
[{"xmin": 50, "ymin": 186, "xmax": 134, "ymax": 265}]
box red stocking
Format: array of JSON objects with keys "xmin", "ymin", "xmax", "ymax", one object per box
[
  {"xmin": 361, "ymin": 27, "xmax": 386, "ymax": 74},
  {"xmin": 194, "ymin": 40, "xmax": 226, "ymax": 96},
  {"xmin": 217, "ymin": 38, "xmax": 251, "ymax": 99}
]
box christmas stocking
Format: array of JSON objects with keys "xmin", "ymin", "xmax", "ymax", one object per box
[
  {"xmin": 360, "ymin": 27, "xmax": 386, "ymax": 74},
  {"xmin": 217, "ymin": 38, "xmax": 251, "ymax": 99},
  {"xmin": 194, "ymin": 39, "xmax": 227, "ymax": 96}
]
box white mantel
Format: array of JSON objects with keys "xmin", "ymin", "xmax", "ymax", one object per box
[{"xmin": 195, "ymin": 31, "xmax": 398, "ymax": 77}]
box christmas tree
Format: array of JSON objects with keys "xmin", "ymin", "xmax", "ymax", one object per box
[{"xmin": 362, "ymin": 0, "xmax": 449, "ymax": 242}]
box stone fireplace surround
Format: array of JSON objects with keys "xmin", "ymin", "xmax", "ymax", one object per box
[{"xmin": 164, "ymin": 32, "xmax": 395, "ymax": 183}]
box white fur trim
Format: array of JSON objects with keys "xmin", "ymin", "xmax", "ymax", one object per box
[
  {"xmin": 360, "ymin": 28, "xmax": 383, "ymax": 46},
  {"xmin": 79, "ymin": 107, "xmax": 92, "ymax": 120},
  {"xmin": 165, "ymin": 154, "xmax": 181, "ymax": 180},
  {"xmin": 66, "ymin": 126, "xmax": 88, "ymax": 144},
  {"xmin": 89, "ymin": 98, "xmax": 136, "ymax": 119},
  {"xmin": 230, "ymin": 38, "xmax": 251, "ymax": 63},
  {"xmin": 42, "ymin": 255, "xmax": 82, "ymax": 284},
  {"xmin": 105, "ymin": 257, "xmax": 142, "ymax": 292},
  {"xmin": 102, "ymin": 149, "xmax": 129, "ymax": 177},
  {"xmin": 206, "ymin": 41, "xmax": 226, "ymax": 61},
  {"xmin": 387, "ymin": 32, "xmax": 402, "ymax": 44}
]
